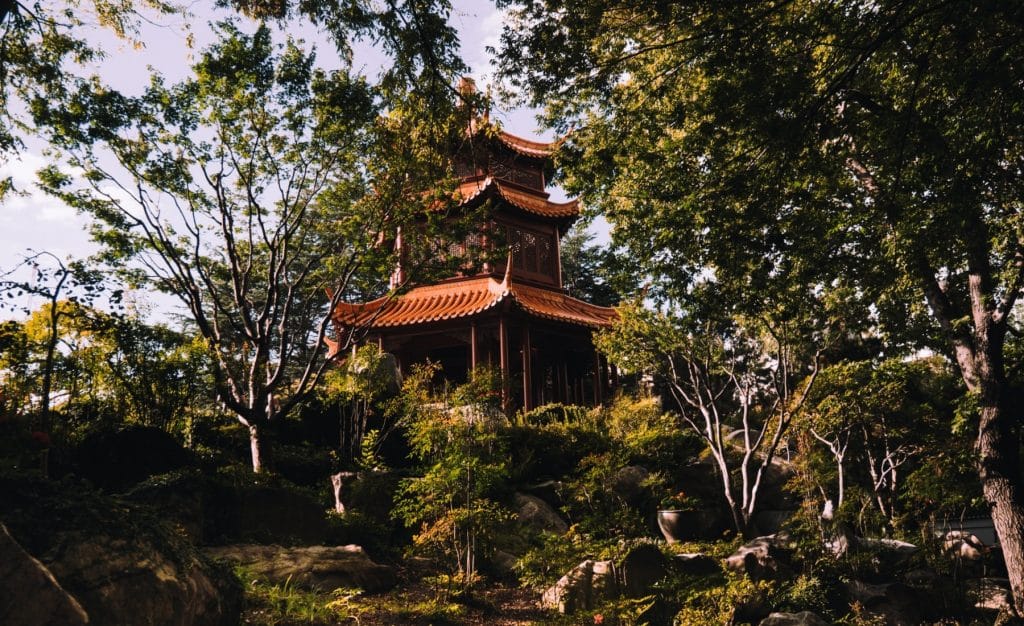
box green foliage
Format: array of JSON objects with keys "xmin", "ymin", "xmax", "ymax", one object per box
[
  {"xmin": 559, "ymin": 224, "xmax": 623, "ymax": 306},
  {"xmin": 515, "ymin": 525, "xmax": 617, "ymax": 588},
  {"xmin": 392, "ymin": 365, "xmax": 514, "ymax": 583},
  {"xmin": 235, "ymin": 566, "xmax": 365, "ymax": 625},
  {"xmin": 671, "ymin": 571, "xmax": 777, "ymax": 625},
  {"xmin": 517, "ymin": 402, "xmax": 589, "ymax": 426}
]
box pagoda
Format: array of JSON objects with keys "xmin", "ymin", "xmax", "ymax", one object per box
[{"xmin": 331, "ymin": 96, "xmax": 617, "ymax": 413}]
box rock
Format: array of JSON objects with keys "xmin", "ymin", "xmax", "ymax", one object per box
[
  {"xmin": 74, "ymin": 426, "xmax": 195, "ymax": 492},
  {"xmin": 724, "ymin": 534, "xmax": 794, "ymax": 581},
  {"xmin": 844, "ymin": 580, "xmax": 922, "ymax": 626},
  {"xmin": 0, "ymin": 472, "xmax": 242, "ymax": 626},
  {"xmin": 759, "ymin": 612, "xmax": 830, "ymax": 626},
  {"xmin": 611, "ymin": 465, "xmax": 650, "ymax": 506},
  {"xmin": 969, "ymin": 578, "xmax": 1013, "ymax": 612},
  {"xmin": 619, "ymin": 543, "xmax": 669, "ymax": 597},
  {"xmin": 204, "ymin": 544, "xmax": 396, "ymax": 593},
  {"xmin": 943, "ymin": 530, "xmax": 989, "ymax": 561},
  {"xmin": 0, "ymin": 523, "xmax": 89, "ymax": 625},
  {"xmin": 46, "ymin": 532, "xmax": 241, "ymax": 626},
  {"xmin": 514, "ymin": 492, "xmax": 568, "ymax": 534},
  {"xmin": 541, "ymin": 559, "xmax": 618, "ymax": 614},
  {"xmin": 671, "ymin": 553, "xmax": 720, "ymax": 576}
]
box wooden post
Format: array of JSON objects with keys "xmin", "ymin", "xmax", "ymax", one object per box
[
  {"xmin": 499, "ymin": 315, "xmax": 509, "ymax": 412},
  {"xmin": 470, "ymin": 320, "xmax": 478, "ymax": 372},
  {"xmin": 522, "ymin": 324, "xmax": 533, "ymax": 412},
  {"xmin": 592, "ymin": 351, "xmax": 602, "ymax": 405}
]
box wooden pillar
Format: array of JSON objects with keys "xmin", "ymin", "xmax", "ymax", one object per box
[
  {"xmin": 499, "ymin": 315, "xmax": 509, "ymax": 411},
  {"xmin": 592, "ymin": 351, "xmax": 602, "ymax": 405},
  {"xmin": 521, "ymin": 324, "xmax": 533, "ymax": 412},
  {"xmin": 554, "ymin": 359, "xmax": 564, "ymax": 404},
  {"xmin": 470, "ymin": 320, "xmax": 478, "ymax": 372}
]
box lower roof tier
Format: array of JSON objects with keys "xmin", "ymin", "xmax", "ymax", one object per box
[{"xmin": 332, "ymin": 275, "xmax": 618, "ymax": 330}]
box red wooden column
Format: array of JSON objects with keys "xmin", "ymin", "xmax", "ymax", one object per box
[
  {"xmin": 470, "ymin": 320, "xmax": 478, "ymax": 372},
  {"xmin": 521, "ymin": 323, "xmax": 533, "ymax": 412},
  {"xmin": 499, "ymin": 315, "xmax": 510, "ymax": 412}
]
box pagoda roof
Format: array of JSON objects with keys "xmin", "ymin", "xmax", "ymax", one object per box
[
  {"xmin": 496, "ymin": 130, "xmax": 560, "ymax": 158},
  {"xmin": 332, "ymin": 274, "xmax": 617, "ymax": 330},
  {"xmin": 456, "ymin": 176, "xmax": 579, "ymax": 219},
  {"xmin": 468, "ymin": 117, "xmax": 562, "ymax": 160}
]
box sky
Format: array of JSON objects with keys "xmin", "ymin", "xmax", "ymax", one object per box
[{"xmin": 0, "ymin": 1, "xmax": 586, "ymax": 321}]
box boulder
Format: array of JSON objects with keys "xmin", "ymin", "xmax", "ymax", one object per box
[
  {"xmin": 724, "ymin": 534, "xmax": 794, "ymax": 581},
  {"xmin": 619, "ymin": 543, "xmax": 669, "ymax": 597},
  {"xmin": 514, "ymin": 492, "xmax": 568, "ymax": 534},
  {"xmin": 204, "ymin": 544, "xmax": 396, "ymax": 593},
  {"xmin": 0, "ymin": 523, "xmax": 88, "ymax": 625},
  {"xmin": 759, "ymin": 611, "xmax": 830, "ymax": 626},
  {"xmin": 611, "ymin": 465, "xmax": 650, "ymax": 506},
  {"xmin": 541, "ymin": 559, "xmax": 618, "ymax": 614},
  {"xmin": 943, "ymin": 530, "xmax": 989, "ymax": 561},
  {"xmin": 45, "ymin": 532, "xmax": 241, "ymax": 626},
  {"xmin": 0, "ymin": 472, "xmax": 241, "ymax": 626},
  {"xmin": 968, "ymin": 578, "xmax": 1013, "ymax": 613},
  {"xmin": 844, "ymin": 580, "xmax": 922, "ymax": 626}
]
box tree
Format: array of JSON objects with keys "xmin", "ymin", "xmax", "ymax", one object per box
[
  {"xmin": 596, "ymin": 302, "xmax": 820, "ymax": 536},
  {"xmin": 393, "ymin": 364, "xmax": 511, "ymax": 587},
  {"xmin": 0, "ymin": 251, "xmax": 113, "ymax": 434},
  {"xmin": 497, "ymin": 0, "xmax": 1024, "ymax": 613},
  {"xmin": 799, "ymin": 357, "xmax": 969, "ymax": 533},
  {"xmin": 558, "ymin": 224, "xmax": 620, "ymax": 307},
  {"xmin": 0, "ymin": 0, "xmax": 183, "ymax": 171},
  {"xmin": 38, "ymin": 23, "xmax": 464, "ymax": 472}
]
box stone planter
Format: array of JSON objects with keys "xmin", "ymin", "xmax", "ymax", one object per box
[{"xmin": 657, "ymin": 509, "xmax": 699, "ymax": 543}]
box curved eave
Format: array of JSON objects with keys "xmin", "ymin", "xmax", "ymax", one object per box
[
  {"xmin": 333, "ymin": 278, "xmax": 617, "ymax": 331},
  {"xmin": 510, "ymin": 284, "xmax": 619, "ymax": 329},
  {"xmin": 332, "ymin": 278, "xmax": 508, "ymax": 328},
  {"xmin": 497, "ymin": 130, "xmax": 560, "ymax": 159},
  {"xmin": 457, "ymin": 177, "xmax": 579, "ymax": 220}
]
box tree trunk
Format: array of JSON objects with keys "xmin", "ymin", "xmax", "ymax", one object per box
[
  {"xmin": 978, "ymin": 400, "xmax": 1024, "ymax": 616},
  {"xmin": 249, "ymin": 423, "xmax": 270, "ymax": 473}
]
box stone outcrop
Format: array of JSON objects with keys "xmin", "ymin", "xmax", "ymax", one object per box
[
  {"xmin": 619, "ymin": 544, "xmax": 669, "ymax": 597},
  {"xmin": 725, "ymin": 534, "xmax": 794, "ymax": 581},
  {"xmin": 844, "ymin": 580, "xmax": 922, "ymax": 626},
  {"xmin": 204, "ymin": 544, "xmax": 396, "ymax": 593},
  {"xmin": 46, "ymin": 532, "xmax": 240, "ymax": 626},
  {"xmin": 0, "ymin": 523, "xmax": 89, "ymax": 625},
  {"xmin": 541, "ymin": 560, "xmax": 618, "ymax": 614},
  {"xmin": 758, "ymin": 611, "xmax": 830, "ymax": 626},
  {"xmin": 610, "ymin": 465, "xmax": 650, "ymax": 506},
  {"xmin": 514, "ymin": 492, "xmax": 568, "ymax": 534},
  {"xmin": 968, "ymin": 578, "xmax": 1013, "ymax": 613}
]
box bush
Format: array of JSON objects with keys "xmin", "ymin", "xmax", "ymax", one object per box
[{"xmin": 505, "ymin": 422, "xmax": 612, "ymax": 484}]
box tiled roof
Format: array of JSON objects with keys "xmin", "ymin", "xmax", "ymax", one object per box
[
  {"xmin": 497, "ymin": 131, "xmax": 560, "ymax": 158},
  {"xmin": 456, "ymin": 177, "xmax": 579, "ymax": 219},
  {"xmin": 333, "ymin": 275, "xmax": 616, "ymax": 329}
]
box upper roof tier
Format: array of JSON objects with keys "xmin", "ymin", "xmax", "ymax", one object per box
[
  {"xmin": 456, "ymin": 177, "xmax": 579, "ymax": 220},
  {"xmin": 495, "ymin": 129, "xmax": 560, "ymax": 159}
]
